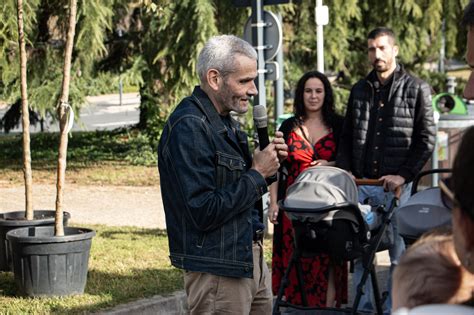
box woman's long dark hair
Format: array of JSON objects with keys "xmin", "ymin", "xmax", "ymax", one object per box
[{"xmin": 293, "ymin": 70, "xmax": 336, "ymax": 128}]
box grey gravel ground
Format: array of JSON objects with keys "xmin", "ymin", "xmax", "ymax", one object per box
[{"xmin": 0, "ymin": 184, "xmax": 166, "ymax": 229}]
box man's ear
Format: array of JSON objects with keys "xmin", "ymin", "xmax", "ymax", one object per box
[
  {"xmin": 393, "ymin": 44, "xmax": 399, "ymax": 57},
  {"xmin": 207, "ymin": 69, "xmax": 220, "ymax": 91}
]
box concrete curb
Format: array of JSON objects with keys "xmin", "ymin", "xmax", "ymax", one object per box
[
  {"xmin": 97, "ymin": 290, "xmax": 188, "ymax": 315},
  {"xmin": 95, "ymin": 251, "xmax": 391, "ymax": 314},
  {"xmin": 1, "ymin": 238, "xmax": 390, "ymax": 315}
]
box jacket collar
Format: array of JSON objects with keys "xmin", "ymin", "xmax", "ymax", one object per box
[
  {"xmin": 366, "ymin": 63, "xmax": 406, "ymax": 101},
  {"xmin": 191, "ymin": 86, "xmax": 227, "ymax": 135},
  {"xmin": 191, "ymin": 86, "xmax": 249, "ymax": 157},
  {"xmin": 366, "ymin": 63, "xmax": 404, "ymax": 85}
]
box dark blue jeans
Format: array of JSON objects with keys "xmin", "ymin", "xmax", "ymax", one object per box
[{"xmin": 353, "ymin": 183, "xmax": 412, "ymax": 314}]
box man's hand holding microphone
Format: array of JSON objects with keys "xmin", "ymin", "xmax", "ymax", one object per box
[
  {"xmin": 252, "ymin": 131, "xmax": 288, "ymax": 179},
  {"xmin": 251, "ymin": 103, "xmax": 287, "ymax": 179}
]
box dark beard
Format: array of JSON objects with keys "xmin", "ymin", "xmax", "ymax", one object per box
[{"xmin": 373, "ymin": 61, "xmax": 388, "ymax": 72}]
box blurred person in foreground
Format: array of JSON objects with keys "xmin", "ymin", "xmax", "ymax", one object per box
[
  {"xmin": 393, "ymin": 5, "xmax": 474, "ymax": 313},
  {"xmin": 391, "ymin": 126, "xmax": 474, "ymax": 314},
  {"xmin": 158, "ymin": 35, "xmax": 287, "ymax": 314},
  {"xmin": 392, "ymin": 232, "xmax": 474, "ymax": 312},
  {"xmin": 455, "ymin": 0, "xmax": 474, "ymax": 278}
]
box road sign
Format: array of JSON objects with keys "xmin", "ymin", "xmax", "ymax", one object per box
[
  {"xmin": 264, "ymin": 61, "xmax": 279, "ymax": 81},
  {"xmin": 232, "ymin": 0, "xmax": 301, "ymax": 7},
  {"xmin": 243, "ymin": 10, "xmax": 282, "ymax": 61},
  {"xmin": 315, "ymin": 5, "xmax": 329, "ymax": 26}
]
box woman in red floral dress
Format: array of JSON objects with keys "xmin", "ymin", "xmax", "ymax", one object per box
[{"xmin": 269, "ymin": 71, "xmax": 346, "ymax": 307}]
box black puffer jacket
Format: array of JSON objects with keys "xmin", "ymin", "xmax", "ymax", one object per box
[{"xmin": 336, "ymin": 65, "xmax": 435, "ymax": 183}]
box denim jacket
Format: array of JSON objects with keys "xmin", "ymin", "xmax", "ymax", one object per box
[{"xmin": 158, "ymin": 86, "xmax": 268, "ymax": 278}]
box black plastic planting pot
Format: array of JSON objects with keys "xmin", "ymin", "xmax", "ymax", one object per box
[
  {"xmin": 6, "ymin": 226, "xmax": 95, "ymax": 297},
  {"xmin": 0, "ymin": 210, "xmax": 70, "ymax": 272}
]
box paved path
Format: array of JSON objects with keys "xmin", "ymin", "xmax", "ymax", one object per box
[
  {"xmin": 0, "ymin": 183, "xmax": 391, "ymax": 273},
  {"xmin": 0, "ymin": 93, "xmax": 140, "ymax": 133},
  {"xmin": 0, "ymin": 184, "xmax": 166, "ymax": 230}
]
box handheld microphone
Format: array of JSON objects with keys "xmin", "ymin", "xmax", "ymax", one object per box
[{"xmin": 253, "ymin": 104, "xmax": 270, "ymax": 150}]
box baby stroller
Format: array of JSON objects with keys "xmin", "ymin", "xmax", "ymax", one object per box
[
  {"xmin": 273, "ymin": 166, "xmax": 400, "ymax": 315},
  {"xmin": 396, "ymin": 168, "xmax": 452, "ymax": 245}
]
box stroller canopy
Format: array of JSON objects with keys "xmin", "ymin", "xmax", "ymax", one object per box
[{"xmin": 281, "ymin": 166, "xmax": 359, "ymax": 222}]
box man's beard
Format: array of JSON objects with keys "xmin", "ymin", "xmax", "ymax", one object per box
[
  {"xmin": 216, "ymin": 90, "xmax": 248, "ymax": 115},
  {"xmin": 373, "ymin": 60, "xmax": 388, "ymax": 72}
]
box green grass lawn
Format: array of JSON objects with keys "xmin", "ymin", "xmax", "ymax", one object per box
[
  {"xmin": 0, "ymin": 225, "xmax": 182, "ymax": 314},
  {"xmin": 0, "ymin": 130, "xmax": 170, "ymax": 313},
  {"xmin": 0, "ymin": 129, "xmax": 158, "ymax": 186},
  {"xmin": 0, "ymin": 130, "xmax": 273, "ymax": 313},
  {"xmin": 0, "ymin": 225, "xmax": 273, "ymax": 314}
]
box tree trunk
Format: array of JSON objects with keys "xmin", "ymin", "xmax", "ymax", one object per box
[
  {"xmin": 17, "ymin": 0, "xmax": 33, "ymax": 220},
  {"xmin": 55, "ymin": 0, "xmax": 77, "ymax": 237}
]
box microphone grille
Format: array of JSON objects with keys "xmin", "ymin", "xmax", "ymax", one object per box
[
  {"xmin": 253, "ymin": 105, "xmax": 267, "ymax": 118},
  {"xmin": 253, "ymin": 105, "xmax": 267, "ymax": 128}
]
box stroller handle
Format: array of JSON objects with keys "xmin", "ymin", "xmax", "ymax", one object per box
[
  {"xmin": 410, "ymin": 168, "xmax": 452, "ymax": 196},
  {"xmin": 355, "ymin": 179, "xmax": 383, "ymax": 186},
  {"xmin": 355, "ymin": 178, "xmax": 402, "ymax": 199}
]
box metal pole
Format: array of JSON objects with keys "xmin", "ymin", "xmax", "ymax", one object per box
[
  {"xmin": 252, "ymin": 0, "xmax": 266, "ymax": 108},
  {"xmin": 274, "ymin": 13, "xmax": 284, "ymax": 123},
  {"xmin": 439, "ymin": 19, "xmax": 446, "ymax": 73},
  {"xmin": 119, "ymin": 75, "xmax": 123, "ymax": 106},
  {"xmin": 316, "ymin": 0, "xmax": 324, "ymax": 73},
  {"xmin": 431, "ymin": 121, "xmax": 439, "ymax": 186},
  {"xmin": 117, "ymin": 28, "xmax": 124, "ymax": 106},
  {"xmin": 447, "ymin": 76, "xmax": 457, "ymax": 94}
]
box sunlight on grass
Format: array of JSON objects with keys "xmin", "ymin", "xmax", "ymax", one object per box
[
  {"xmin": 0, "ymin": 225, "xmax": 273, "ymax": 314},
  {"xmin": 0, "ymin": 129, "xmax": 275, "ymax": 313},
  {"xmin": 0, "ymin": 129, "xmax": 161, "ymax": 186},
  {"xmin": 0, "ymin": 164, "xmax": 159, "ymax": 187},
  {"xmin": 0, "ymin": 225, "xmax": 182, "ymax": 314}
]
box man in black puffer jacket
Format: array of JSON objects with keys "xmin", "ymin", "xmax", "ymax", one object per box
[{"xmin": 336, "ymin": 27, "xmax": 435, "ymax": 313}]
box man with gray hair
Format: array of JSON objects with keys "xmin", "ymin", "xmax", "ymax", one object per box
[{"xmin": 158, "ymin": 35, "xmax": 288, "ymax": 314}]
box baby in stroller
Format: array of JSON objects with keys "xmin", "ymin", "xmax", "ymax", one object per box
[{"xmin": 273, "ymin": 166, "xmax": 398, "ymax": 315}]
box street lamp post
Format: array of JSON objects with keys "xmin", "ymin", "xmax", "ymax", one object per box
[
  {"xmin": 117, "ymin": 28, "xmax": 124, "ymax": 106},
  {"xmin": 315, "ymin": 0, "xmax": 328, "ymax": 73}
]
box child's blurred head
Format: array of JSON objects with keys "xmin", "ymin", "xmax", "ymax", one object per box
[{"xmin": 392, "ymin": 233, "xmax": 474, "ymax": 310}]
